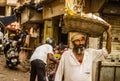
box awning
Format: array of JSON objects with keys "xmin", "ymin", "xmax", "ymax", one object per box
[{"xmin": 0, "ymin": 15, "xmax": 17, "ymax": 27}]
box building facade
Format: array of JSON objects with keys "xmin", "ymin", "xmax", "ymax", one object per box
[{"xmin": 15, "ymin": 0, "xmax": 120, "ymax": 52}]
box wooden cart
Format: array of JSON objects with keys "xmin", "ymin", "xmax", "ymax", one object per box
[{"xmin": 96, "ymin": 61, "xmax": 120, "ymax": 81}]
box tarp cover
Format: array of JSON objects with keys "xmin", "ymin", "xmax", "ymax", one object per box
[{"xmin": 0, "ymin": 15, "xmax": 17, "ymax": 27}]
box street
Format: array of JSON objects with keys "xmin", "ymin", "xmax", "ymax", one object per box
[
  {"xmin": 0, "ymin": 0, "xmax": 120, "ymax": 81},
  {"xmin": 0, "ymin": 54, "xmax": 30, "ymax": 81}
]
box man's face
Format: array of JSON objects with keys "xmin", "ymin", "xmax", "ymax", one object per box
[
  {"xmin": 73, "ymin": 37, "xmax": 86, "ymax": 47},
  {"xmin": 73, "ymin": 37, "xmax": 86, "ymax": 54}
]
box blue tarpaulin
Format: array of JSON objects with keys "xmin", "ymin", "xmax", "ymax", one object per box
[{"xmin": 0, "ymin": 15, "xmax": 17, "ymax": 27}]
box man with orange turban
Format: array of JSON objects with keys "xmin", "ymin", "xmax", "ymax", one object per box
[{"xmin": 54, "ymin": 26, "xmax": 111, "ymax": 81}]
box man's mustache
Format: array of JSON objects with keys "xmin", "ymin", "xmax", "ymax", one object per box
[
  {"xmin": 79, "ymin": 44, "xmax": 85, "ymax": 47},
  {"xmin": 74, "ymin": 44, "xmax": 85, "ymax": 48}
]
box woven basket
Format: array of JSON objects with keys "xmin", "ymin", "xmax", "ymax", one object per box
[{"xmin": 63, "ymin": 15, "xmax": 109, "ymax": 37}]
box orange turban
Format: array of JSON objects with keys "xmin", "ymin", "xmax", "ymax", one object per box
[{"xmin": 71, "ymin": 33, "xmax": 86, "ymax": 42}]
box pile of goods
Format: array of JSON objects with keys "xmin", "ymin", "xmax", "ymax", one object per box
[{"xmin": 63, "ymin": 0, "xmax": 110, "ymax": 37}]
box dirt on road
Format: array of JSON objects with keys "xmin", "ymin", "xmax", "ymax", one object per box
[{"xmin": 0, "ymin": 54, "xmax": 30, "ymax": 81}]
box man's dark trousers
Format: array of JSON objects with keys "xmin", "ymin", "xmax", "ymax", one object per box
[{"xmin": 30, "ymin": 59, "xmax": 46, "ymax": 81}]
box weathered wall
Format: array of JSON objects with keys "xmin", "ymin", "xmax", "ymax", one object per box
[
  {"xmin": 43, "ymin": 0, "xmax": 65, "ymax": 19},
  {"xmin": 43, "ymin": 20, "xmax": 54, "ymax": 43},
  {"xmin": 103, "ymin": 15, "xmax": 120, "ymax": 55}
]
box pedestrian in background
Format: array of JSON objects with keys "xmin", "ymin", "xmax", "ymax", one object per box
[
  {"xmin": 0, "ymin": 28, "xmax": 3, "ymax": 53},
  {"xmin": 0, "ymin": 28, "xmax": 3, "ymax": 45},
  {"xmin": 54, "ymin": 26, "xmax": 111, "ymax": 81},
  {"xmin": 30, "ymin": 38, "xmax": 58, "ymax": 81}
]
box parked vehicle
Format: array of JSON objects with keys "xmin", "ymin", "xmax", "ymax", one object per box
[
  {"xmin": 6, "ymin": 47, "xmax": 20, "ymax": 69},
  {"xmin": 4, "ymin": 40, "xmax": 20, "ymax": 69}
]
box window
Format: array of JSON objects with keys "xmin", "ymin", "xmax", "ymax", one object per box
[{"xmin": 0, "ymin": 6, "xmax": 5, "ymax": 15}]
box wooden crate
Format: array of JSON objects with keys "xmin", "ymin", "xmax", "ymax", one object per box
[{"xmin": 96, "ymin": 61, "xmax": 120, "ymax": 81}]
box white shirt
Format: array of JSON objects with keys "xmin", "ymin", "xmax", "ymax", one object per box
[
  {"xmin": 0, "ymin": 31, "xmax": 3, "ymax": 40},
  {"xmin": 54, "ymin": 48, "xmax": 108, "ymax": 81},
  {"xmin": 30, "ymin": 44, "xmax": 53, "ymax": 64}
]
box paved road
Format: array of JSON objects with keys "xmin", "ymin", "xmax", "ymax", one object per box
[{"xmin": 0, "ymin": 54, "xmax": 30, "ymax": 81}]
